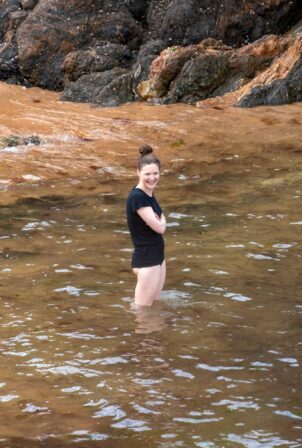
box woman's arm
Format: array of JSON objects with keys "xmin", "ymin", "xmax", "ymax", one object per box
[{"xmin": 137, "ymin": 207, "xmax": 166, "ymax": 234}]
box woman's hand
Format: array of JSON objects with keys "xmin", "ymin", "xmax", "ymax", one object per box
[{"xmin": 137, "ymin": 207, "xmax": 166, "ymax": 234}]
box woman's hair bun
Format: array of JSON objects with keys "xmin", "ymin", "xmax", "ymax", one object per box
[{"xmin": 139, "ymin": 144, "xmax": 153, "ymax": 157}]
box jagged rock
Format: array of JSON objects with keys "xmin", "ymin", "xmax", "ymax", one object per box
[
  {"xmin": 138, "ymin": 32, "xmax": 302, "ymax": 107},
  {"xmin": 63, "ymin": 38, "xmax": 165, "ymax": 104},
  {"xmin": 0, "ymin": 30, "xmax": 18, "ymax": 80},
  {"xmin": 15, "ymin": 0, "xmax": 142, "ymax": 89},
  {"xmin": 0, "ymin": 0, "xmax": 301, "ymax": 106},
  {"xmin": 138, "ymin": 41, "xmax": 233, "ymax": 103},
  {"xmin": 196, "ymin": 33, "xmax": 302, "ymax": 108},
  {"xmin": 95, "ymin": 70, "xmax": 134, "ymax": 107},
  {"xmin": 137, "ymin": 40, "xmax": 231, "ymax": 102},
  {"xmin": 167, "ymin": 52, "xmax": 230, "ymax": 104},
  {"xmin": 126, "ymin": 0, "xmax": 149, "ymax": 22},
  {"xmin": 0, "ymin": 3, "xmax": 29, "ymax": 82},
  {"xmin": 62, "ymin": 42, "xmax": 133, "ymax": 82},
  {"xmin": 138, "ymin": 45, "xmax": 202, "ymax": 99},
  {"xmin": 6, "ymin": 10, "xmax": 28, "ymax": 30},
  {"xmin": 236, "ymin": 38, "xmax": 302, "ymax": 107},
  {"xmin": 147, "ymin": 0, "xmax": 302, "ymax": 47},
  {"xmin": 133, "ymin": 39, "xmax": 166, "ymax": 85},
  {"xmin": 0, "ymin": 0, "xmax": 21, "ymax": 39},
  {"xmin": 20, "ymin": 0, "xmax": 37, "ymax": 10},
  {"xmin": 209, "ymin": 34, "xmax": 295, "ymax": 98},
  {"xmin": 0, "ymin": 1, "xmax": 27, "ymax": 82},
  {"xmin": 61, "ymin": 67, "xmax": 134, "ymax": 107}
]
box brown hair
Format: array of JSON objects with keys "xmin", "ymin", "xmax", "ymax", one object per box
[{"xmin": 137, "ymin": 145, "xmax": 161, "ymax": 170}]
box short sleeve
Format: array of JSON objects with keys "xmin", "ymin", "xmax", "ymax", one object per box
[{"xmin": 130, "ymin": 191, "xmax": 150, "ymax": 213}]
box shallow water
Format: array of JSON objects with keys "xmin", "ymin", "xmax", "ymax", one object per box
[{"xmin": 0, "ymin": 149, "xmax": 301, "ymax": 447}]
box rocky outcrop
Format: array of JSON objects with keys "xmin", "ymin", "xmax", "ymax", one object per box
[
  {"xmin": 138, "ymin": 32, "xmax": 302, "ymax": 107},
  {"xmin": 146, "ymin": 0, "xmax": 302, "ymax": 47},
  {"xmin": 236, "ymin": 35, "xmax": 302, "ymax": 107},
  {"xmin": 0, "ymin": 0, "xmax": 301, "ymax": 107},
  {"xmin": 137, "ymin": 39, "xmax": 232, "ymax": 103},
  {"xmin": 197, "ymin": 30, "xmax": 302, "ymax": 108},
  {"xmin": 61, "ymin": 67, "xmax": 135, "ymax": 107}
]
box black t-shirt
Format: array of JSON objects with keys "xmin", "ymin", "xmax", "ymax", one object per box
[{"xmin": 126, "ymin": 187, "xmax": 164, "ymax": 248}]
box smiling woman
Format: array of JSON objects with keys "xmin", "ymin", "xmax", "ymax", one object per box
[{"xmin": 126, "ymin": 145, "xmax": 166, "ymax": 307}]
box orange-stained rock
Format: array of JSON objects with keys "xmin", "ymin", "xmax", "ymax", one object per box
[
  {"xmin": 137, "ymin": 30, "xmax": 302, "ymax": 107},
  {"xmin": 0, "ymin": 0, "xmax": 301, "ymax": 108},
  {"xmin": 198, "ymin": 34, "xmax": 302, "ymax": 107}
]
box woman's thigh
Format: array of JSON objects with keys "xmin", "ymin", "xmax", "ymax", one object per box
[
  {"xmin": 154, "ymin": 260, "xmax": 166, "ymax": 301},
  {"xmin": 134, "ymin": 265, "xmax": 162, "ymax": 306}
]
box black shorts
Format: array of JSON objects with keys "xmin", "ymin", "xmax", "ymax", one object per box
[{"xmin": 132, "ymin": 244, "xmax": 165, "ymax": 268}]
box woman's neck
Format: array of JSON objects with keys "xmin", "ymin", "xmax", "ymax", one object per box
[{"xmin": 136, "ymin": 183, "xmax": 153, "ymax": 196}]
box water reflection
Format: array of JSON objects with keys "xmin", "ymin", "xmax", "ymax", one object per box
[
  {"xmin": 0, "ymin": 155, "xmax": 302, "ymax": 447},
  {"xmin": 132, "ymin": 303, "xmax": 168, "ymax": 334}
]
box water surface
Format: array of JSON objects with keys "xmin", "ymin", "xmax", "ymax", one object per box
[{"xmin": 0, "ymin": 151, "xmax": 301, "ymax": 447}]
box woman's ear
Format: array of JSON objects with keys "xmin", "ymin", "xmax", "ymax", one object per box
[{"xmin": 136, "ymin": 168, "xmax": 140, "ymax": 177}]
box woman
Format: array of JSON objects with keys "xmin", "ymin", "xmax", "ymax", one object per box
[{"xmin": 126, "ymin": 145, "xmax": 166, "ymax": 307}]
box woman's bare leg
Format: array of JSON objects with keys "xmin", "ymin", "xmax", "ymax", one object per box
[
  {"xmin": 154, "ymin": 260, "xmax": 166, "ymax": 301},
  {"xmin": 133, "ymin": 265, "xmax": 162, "ymax": 307}
]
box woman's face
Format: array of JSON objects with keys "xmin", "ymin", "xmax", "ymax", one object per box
[{"xmin": 137, "ymin": 163, "xmax": 160, "ymax": 192}]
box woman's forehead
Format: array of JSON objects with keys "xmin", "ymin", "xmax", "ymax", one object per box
[{"xmin": 140, "ymin": 163, "xmax": 159, "ymax": 172}]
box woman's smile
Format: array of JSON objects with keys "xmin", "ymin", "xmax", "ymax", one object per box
[{"xmin": 137, "ymin": 163, "xmax": 160, "ymax": 194}]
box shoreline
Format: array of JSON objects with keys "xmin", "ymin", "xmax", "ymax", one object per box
[{"xmin": 0, "ymin": 82, "xmax": 301, "ymax": 194}]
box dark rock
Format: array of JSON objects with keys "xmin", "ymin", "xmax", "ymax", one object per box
[
  {"xmin": 147, "ymin": 0, "xmax": 217, "ymax": 46},
  {"xmin": 151, "ymin": 45, "xmax": 201, "ymax": 97},
  {"xmin": 126, "ymin": 0, "xmax": 149, "ymax": 22},
  {"xmin": 24, "ymin": 135, "xmax": 41, "ymax": 145},
  {"xmin": 146, "ymin": 0, "xmax": 302, "ymax": 47},
  {"xmin": 7, "ymin": 10, "xmax": 28, "ymax": 30},
  {"xmin": 0, "ymin": 0, "xmax": 21, "ymax": 39},
  {"xmin": 62, "ymin": 42, "xmax": 133, "ymax": 82},
  {"xmin": 61, "ymin": 67, "xmax": 134, "ymax": 107},
  {"xmin": 15, "ymin": 0, "xmax": 142, "ymax": 89},
  {"xmin": 95, "ymin": 70, "xmax": 134, "ymax": 107},
  {"xmin": 139, "ymin": 32, "xmax": 302, "ymax": 107},
  {"xmin": 137, "ymin": 41, "xmax": 232, "ymax": 101},
  {"xmin": 0, "ymin": 30, "xmax": 19, "ymax": 80},
  {"xmin": 168, "ymin": 52, "xmax": 230, "ymax": 103},
  {"xmin": 0, "ymin": 134, "xmax": 41, "ymax": 147},
  {"xmin": 20, "ymin": 0, "xmax": 38, "ymax": 10},
  {"xmin": 0, "ymin": 1, "xmax": 23, "ymax": 80},
  {"xmin": 211, "ymin": 75, "xmax": 251, "ymax": 98},
  {"xmin": 237, "ymin": 51, "xmax": 302, "ymax": 107},
  {"xmin": 0, "ymin": 0, "xmax": 301, "ymax": 107},
  {"xmin": 0, "ymin": 1, "xmax": 28, "ymax": 83},
  {"xmin": 88, "ymin": 11, "xmax": 143, "ymax": 48},
  {"xmin": 133, "ymin": 39, "xmax": 166, "ymax": 92},
  {"xmin": 196, "ymin": 34, "xmax": 302, "ymax": 108},
  {"xmin": 217, "ymin": 1, "xmax": 302, "ymax": 46}
]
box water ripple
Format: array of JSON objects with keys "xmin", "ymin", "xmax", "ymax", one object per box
[
  {"xmin": 226, "ymin": 431, "xmax": 300, "ymax": 447},
  {"xmin": 197, "ymin": 363, "xmax": 244, "ymax": 372},
  {"xmin": 111, "ymin": 418, "xmax": 150, "ymax": 432},
  {"xmin": 212, "ymin": 398, "xmax": 261, "ymax": 411},
  {"xmin": 70, "ymin": 430, "xmax": 109, "ymax": 442},
  {"xmin": 93, "ymin": 404, "xmax": 126, "ymax": 420},
  {"xmin": 274, "ymin": 410, "xmax": 302, "ymax": 420}
]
